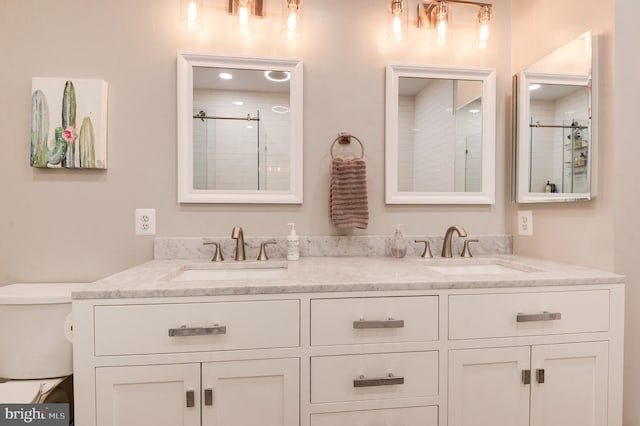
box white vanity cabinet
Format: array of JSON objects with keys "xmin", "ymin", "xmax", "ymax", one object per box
[
  {"xmin": 448, "ymin": 290, "xmax": 616, "ymax": 426},
  {"xmin": 449, "ymin": 342, "xmax": 608, "ymax": 426},
  {"xmin": 95, "ymin": 363, "xmax": 201, "ymax": 426},
  {"xmin": 95, "ymin": 359, "xmax": 299, "ymax": 426},
  {"xmin": 73, "ymin": 283, "xmax": 623, "ymax": 426}
]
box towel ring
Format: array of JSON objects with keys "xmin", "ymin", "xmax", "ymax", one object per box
[{"xmin": 330, "ymin": 132, "xmax": 364, "ymax": 159}]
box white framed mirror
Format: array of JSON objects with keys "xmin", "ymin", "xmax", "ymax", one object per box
[
  {"xmin": 514, "ymin": 31, "xmax": 594, "ymax": 203},
  {"xmin": 177, "ymin": 53, "xmax": 303, "ymax": 203},
  {"xmin": 385, "ymin": 65, "xmax": 496, "ymax": 204}
]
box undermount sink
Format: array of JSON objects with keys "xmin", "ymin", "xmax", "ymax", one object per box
[
  {"xmin": 167, "ymin": 261, "xmax": 288, "ymax": 282},
  {"xmin": 423, "ymin": 258, "xmax": 543, "ymax": 275}
]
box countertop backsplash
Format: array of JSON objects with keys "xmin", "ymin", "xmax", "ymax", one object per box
[{"xmin": 154, "ymin": 235, "xmax": 513, "ymax": 260}]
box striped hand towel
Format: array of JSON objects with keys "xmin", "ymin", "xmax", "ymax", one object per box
[{"xmin": 330, "ymin": 157, "xmax": 369, "ymax": 229}]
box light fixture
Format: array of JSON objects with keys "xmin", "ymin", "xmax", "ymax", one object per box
[
  {"xmin": 228, "ymin": 0, "xmax": 264, "ymax": 35},
  {"xmin": 477, "ymin": 5, "xmax": 491, "ymax": 49},
  {"xmin": 282, "ymin": 0, "xmax": 302, "ymax": 41},
  {"xmin": 529, "ymin": 83, "xmax": 541, "ymax": 91},
  {"xmin": 181, "ymin": 0, "xmax": 203, "ymax": 31},
  {"xmin": 264, "ymin": 70, "xmax": 291, "ymax": 82},
  {"xmin": 272, "ymin": 105, "xmax": 290, "ymax": 114},
  {"xmin": 219, "ymin": 72, "xmax": 233, "ymax": 80},
  {"xmin": 233, "ymin": 101, "xmax": 244, "ymax": 106},
  {"xmin": 417, "ymin": 1, "xmax": 493, "ymax": 48},
  {"xmin": 389, "ymin": 0, "xmax": 408, "ymax": 44},
  {"xmin": 183, "ymin": 0, "xmax": 304, "ymax": 40}
]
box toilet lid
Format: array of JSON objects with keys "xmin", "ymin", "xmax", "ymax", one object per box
[{"xmin": 0, "ymin": 378, "xmax": 65, "ymax": 403}]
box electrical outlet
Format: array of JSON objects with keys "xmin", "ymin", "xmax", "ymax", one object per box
[
  {"xmin": 135, "ymin": 209, "xmax": 156, "ymax": 236},
  {"xmin": 517, "ymin": 210, "xmax": 533, "ymax": 236}
]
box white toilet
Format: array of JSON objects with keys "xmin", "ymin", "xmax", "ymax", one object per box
[{"xmin": 0, "ymin": 283, "xmax": 85, "ymax": 405}]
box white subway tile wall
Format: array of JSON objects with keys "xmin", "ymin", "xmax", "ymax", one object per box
[{"xmin": 397, "ymin": 80, "xmax": 482, "ymax": 192}]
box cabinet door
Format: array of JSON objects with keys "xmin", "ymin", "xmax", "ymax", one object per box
[
  {"xmin": 530, "ymin": 341, "xmax": 608, "ymax": 426},
  {"xmin": 95, "ymin": 364, "xmax": 200, "ymax": 426},
  {"xmin": 202, "ymin": 358, "xmax": 299, "ymax": 426},
  {"xmin": 449, "ymin": 346, "xmax": 530, "ymax": 426}
]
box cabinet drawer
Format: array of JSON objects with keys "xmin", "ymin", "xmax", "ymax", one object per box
[
  {"xmin": 311, "ymin": 351, "xmax": 438, "ymax": 403},
  {"xmin": 94, "ymin": 300, "xmax": 299, "ymax": 355},
  {"xmin": 311, "ymin": 406, "xmax": 438, "ymax": 426},
  {"xmin": 311, "ymin": 296, "xmax": 438, "ymax": 346},
  {"xmin": 449, "ymin": 290, "xmax": 609, "ymax": 340}
]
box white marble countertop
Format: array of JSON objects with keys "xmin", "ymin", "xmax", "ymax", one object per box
[{"xmin": 72, "ymin": 255, "xmax": 624, "ymax": 300}]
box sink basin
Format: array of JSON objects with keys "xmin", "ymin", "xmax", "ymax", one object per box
[
  {"xmin": 167, "ymin": 262, "xmax": 288, "ymax": 282},
  {"xmin": 423, "ymin": 258, "xmax": 542, "ymax": 276}
]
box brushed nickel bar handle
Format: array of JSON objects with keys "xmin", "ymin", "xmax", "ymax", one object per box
[
  {"xmin": 522, "ymin": 369, "xmax": 531, "ymax": 385},
  {"xmin": 169, "ymin": 325, "xmax": 227, "ymax": 337},
  {"xmin": 186, "ymin": 390, "xmax": 195, "ymax": 408},
  {"xmin": 516, "ymin": 312, "xmax": 561, "ymax": 323},
  {"xmin": 353, "ymin": 374, "xmax": 404, "ymax": 388},
  {"xmin": 536, "ymin": 368, "xmax": 545, "ymax": 384},
  {"xmin": 353, "ymin": 319, "xmax": 405, "ymax": 329}
]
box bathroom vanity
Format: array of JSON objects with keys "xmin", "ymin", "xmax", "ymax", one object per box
[{"xmin": 72, "ymin": 256, "xmax": 624, "ymax": 426}]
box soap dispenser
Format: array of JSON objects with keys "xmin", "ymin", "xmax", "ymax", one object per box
[
  {"xmin": 391, "ymin": 224, "xmax": 407, "ymax": 258},
  {"xmin": 287, "ymin": 223, "xmax": 300, "ymax": 261}
]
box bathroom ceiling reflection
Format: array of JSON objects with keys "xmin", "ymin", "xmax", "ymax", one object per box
[{"xmin": 192, "ymin": 67, "xmax": 291, "ymax": 192}]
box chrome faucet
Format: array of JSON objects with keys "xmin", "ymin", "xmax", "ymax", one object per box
[
  {"xmin": 441, "ymin": 225, "xmax": 468, "ymax": 258},
  {"xmin": 231, "ymin": 226, "xmax": 246, "ymax": 261}
]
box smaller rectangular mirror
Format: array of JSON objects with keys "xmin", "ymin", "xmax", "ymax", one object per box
[
  {"xmin": 514, "ymin": 31, "xmax": 594, "ymax": 203},
  {"xmin": 385, "ymin": 65, "xmax": 496, "ymax": 204},
  {"xmin": 177, "ymin": 53, "xmax": 303, "ymax": 203}
]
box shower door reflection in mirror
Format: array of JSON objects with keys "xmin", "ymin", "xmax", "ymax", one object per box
[
  {"xmin": 385, "ymin": 65, "xmax": 496, "ymax": 204},
  {"xmin": 177, "ymin": 54, "xmax": 303, "ymax": 204},
  {"xmin": 397, "ymin": 77, "xmax": 483, "ymax": 193},
  {"xmin": 514, "ymin": 31, "xmax": 593, "ymax": 203},
  {"xmin": 192, "ymin": 67, "xmax": 290, "ymax": 192},
  {"xmin": 528, "ymin": 84, "xmax": 590, "ymax": 195}
]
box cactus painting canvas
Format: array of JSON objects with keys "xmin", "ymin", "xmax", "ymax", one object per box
[{"xmin": 31, "ymin": 78, "xmax": 108, "ymax": 169}]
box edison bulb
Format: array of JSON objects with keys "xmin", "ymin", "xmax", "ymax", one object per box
[
  {"xmin": 238, "ymin": 5, "xmax": 249, "ymax": 27},
  {"xmin": 437, "ymin": 19, "xmax": 447, "ymax": 46},
  {"xmin": 287, "ymin": 10, "xmax": 298, "ymax": 31}
]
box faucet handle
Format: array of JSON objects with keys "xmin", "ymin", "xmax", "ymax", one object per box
[
  {"xmin": 203, "ymin": 242, "xmax": 224, "ymax": 262},
  {"xmin": 257, "ymin": 240, "xmax": 277, "ymax": 261},
  {"xmin": 414, "ymin": 240, "xmax": 433, "ymax": 258},
  {"xmin": 461, "ymin": 239, "xmax": 479, "ymax": 258}
]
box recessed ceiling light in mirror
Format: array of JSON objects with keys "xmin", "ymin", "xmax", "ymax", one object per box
[
  {"xmin": 219, "ymin": 72, "xmax": 233, "ymax": 80},
  {"xmin": 529, "ymin": 83, "xmax": 541, "ymax": 90},
  {"xmin": 272, "ymin": 105, "xmax": 290, "ymax": 114},
  {"xmin": 264, "ymin": 71, "xmax": 291, "ymax": 82},
  {"xmin": 233, "ymin": 101, "xmax": 244, "ymax": 105}
]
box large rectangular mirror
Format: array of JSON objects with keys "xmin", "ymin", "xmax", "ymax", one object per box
[
  {"xmin": 514, "ymin": 31, "xmax": 594, "ymax": 203},
  {"xmin": 385, "ymin": 65, "xmax": 496, "ymax": 204},
  {"xmin": 177, "ymin": 53, "xmax": 303, "ymax": 203}
]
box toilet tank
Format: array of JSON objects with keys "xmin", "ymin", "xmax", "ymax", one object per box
[{"xmin": 0, "ymin": 283, "xmax": 85, "ymax": 379}]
